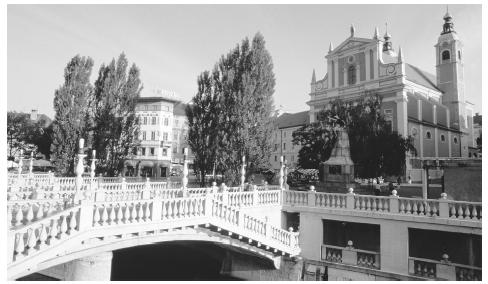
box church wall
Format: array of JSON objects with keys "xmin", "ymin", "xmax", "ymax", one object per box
[
  {"xmin": 407, "ymin": 94, "xmax": 418, "ymax": 118},
  {"xmin": 380, "ymin": 101, "xmax": 397, "ymax": 132},
  {"xmin": 408, "ymin": 122, "xmax": 421, "ymax": 156},
  {"xmin": 421, "ymin": 100, "xmax": 434, "ymax": 123},
  {"xmin": 436, "ymin": 106, "xmax": 448, "ymax": 126},
  {"xmin": 422, "ymin": 125, "xmax": 435, "ymax": 157},
  {"xmin": 450, "ymin": 133, "xmax": 461, "ymax": 157},
  {"xmin": 338, "ymin": 57, "xmax": 346, "ymax": 86},
  {"xmin": 437, "ymin": 129, "xmax": 450, "ymax": 157}
]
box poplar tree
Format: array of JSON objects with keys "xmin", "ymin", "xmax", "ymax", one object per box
[
  {"xmin": 91, "ymin": 53, "xmax": 142, "ymax": 176},
  {"xmin": 51, "ymin": 55, "xmax": 94, "ymax": 176}
]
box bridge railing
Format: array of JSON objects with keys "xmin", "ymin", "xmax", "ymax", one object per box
[
  {"xmin": 321, "ymin": 244, "xmax": 380, "ymax": 270},
  {"xmin": 282, "ymin": 189, "xmax": 481, "ymax": 223}
]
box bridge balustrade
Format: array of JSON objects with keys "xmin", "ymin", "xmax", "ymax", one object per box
[
  {"xmin": 321, "ymin": 244, "xmax": 380, "ymax": 270},
  {"xmin": 408, "ymin": 256, "xmax": 482, "ymax": 281}
]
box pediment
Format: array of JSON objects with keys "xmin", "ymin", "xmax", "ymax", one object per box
[{"xmin": 330, "ymin": 37, "xmax": 376, "ymax": 55}]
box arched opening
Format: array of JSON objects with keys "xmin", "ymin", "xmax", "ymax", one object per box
[
  {"xmin": 347, "ymin": 65, "xmax": 356, "ymax": 85},
  {"xmin": 442, "ymin": 50, "xmax": 450, "ymax": 61}
]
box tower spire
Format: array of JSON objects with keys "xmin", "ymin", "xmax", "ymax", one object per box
[
  {"xmin": 311, "ymin": 69, "xmax": 316, "ymax": 83},
  {"xmin": 383, "ymin": 22, "xmax": 393, "ymax": 52},
  {"xmin": 398, "ymin": 46, "xmax": 404, "ymax": 63},
  {"xmin": 350, "ymin": 24, "xmax": 355, "ymax": 37},
  {"xmin": 329, "ymin": 42, "xmax": 334, "ymax": 53},
  {"xmin": 441, "ymin": 6, "xmax": 455, "ymax": 34}
]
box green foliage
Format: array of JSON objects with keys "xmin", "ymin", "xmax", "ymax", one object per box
[
  {"xmin": 187, "ymin": 32, "xmax": 276, "ymax": 185},
  {"xmin": 292, "ymin": 94, "xmax": 416, "ymax": 177},
  {"xmin": 51, "ymin": 55, "xmax": 94, "ymax": 176},
  {"xmin": 92, "ymin": 53, "xmax": 142, "ymax": 176},
  {"xmin": 7, "ymin": 112, "xmax": 36, "ymax": 159}
]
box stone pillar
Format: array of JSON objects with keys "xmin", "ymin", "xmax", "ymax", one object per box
[
  {"xmin": 65, "ymin": 251, "xmax": 113, "ymax": 281},
  {"xmin": 279, "ymin": 156, "xmax": 284, "ymax": 190},
  {"xmin": 345, "ymin": 188, "xmax": 355, "ymax": 209},
  {"xmin": 17, "ymin": 149, "xmax": 24, "ymax": 176},
  {"xmin": 307, "ymin": 186, "xmax": 316, "ymax": 207},
  {"xmin": 74, "ymin": 139, "xmax": 86, "ymax": 204},
  {"xmin": 299, "ymin": 212, "xmax": 323, "ymax": 260},
  {"xmin": 380, "ymin": 221, "xmax": 409, "ymax": 275},
  {"xmin": 241, "ymin": 156, "xmax": 246, "ymax": 190},
  {"xmin": 396, "ymin": 93, "xmax": 408, "ymax": 137}
]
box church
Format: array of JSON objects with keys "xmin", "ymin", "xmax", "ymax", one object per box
[{"xmin": 307, "ymin": 10, "xmax": 476, "ymax": 176}]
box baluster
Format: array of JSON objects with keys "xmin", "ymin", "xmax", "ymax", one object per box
[
  {"xmin": 371, "ymin": 199, "xmax": 377, "ymax": 211},
  {"xmin": 26, "ymin": 228, "xmax": 37, "ymax": 254},
  {"xmin": 378, "ymin": 199, "xmax": 384, "ymax": 212},
  {"xmin": 406, "ymin": 201, "xmax": 412, "ymax": 214},
  {"xmin": 365, "ymin": 198, "xmax": 371, "ymax": 210},
  {"xmin": 68, "ymin": 211, "xmax": 77, "ymax": 233},
  {"xmin": 399, "ymin": 200, "xmax": 405, "ymax": 213},
  {"xmin": 137, "ymin": 202, "xmax": 144, "ymax": 221},
  {"xmin": 38, "ymin": 224, "xmax": 48, "ymax": 249},
  {"xmin": 472, "ymin": 206, "xmax": 478, "ymax": 219},
  {"xmin": 412, "ymin": 201, "xmax": 418, "ymax": 215},
  {"xmin": 116, "ymin": 204, "xmax": 123, "ymax": 224},
  {"xmin": 431, "ymin": 202, "xmax": 438, "ymax": 216},
  {"xmin": 15, "ymin": 206, "xmax": 24, "ymax": 226},
  {"xmin": 93, "ymin": 207, "xmax": 100, "ymax": 226},
  {"xmin": 101, "ymin": 206, "xmax": 108, "ymax": 225},
  {"xmin": 35, "ymin": 203, "xmax": 44, "ymax": 220},
  {"xmin": 339, "ymin": 196, "xmax": 344, "ymax": 208},
  {"xmin": 130, "ymin": 203, "xmax": 137, "ymax": 222},
  {"xmin": 459, "ymin": 205, "xmax": 466, "ymax": 219},
  {"xmin": 15, "ymin": 233, "xmax": 25, "ymax": 258},
  {"xmin": 465, "ymin": 205, "xmax": 472, "ymax": 219},
  {"xmin": 418, "ymin": 202, "xmax": 425, "ymax": 216},
  {"xmin": 60, "ymin": 216, "xmax": 68, "ymax": 238},
  {"xmin": 109, "ymin": 204, "xmax": 116, "ymax": 224},
  {"xmin": 450, "ymin": 204, "xmax": 457, "ymax": 217},
  {"xmin": 26, "ymin": 205, "xmax": 34, "ymax": 224},
  {"xmin": 167, "ymin": 201, "xmax": 173, "ymax": 219},
  {"xmin": 145, "ymin": 202, "xmax": 151, "ymax": 220},
  {"xmin": 161, "ymin": 201, "xmax": 167, "ymax": 220}
]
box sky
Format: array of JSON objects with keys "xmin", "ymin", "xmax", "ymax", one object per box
[{"xmin": 7, "ymin": 4, "xmax": 482, "ymax": 118}]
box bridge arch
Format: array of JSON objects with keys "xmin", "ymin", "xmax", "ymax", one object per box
[{"xmin": 11, "ymin": 226, "xmax": 280, "ymax": 280}]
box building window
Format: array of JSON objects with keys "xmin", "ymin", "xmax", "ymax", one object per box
[
  {"xmin": 150, "ymin": 147, "xmax": 155, "ymax": 155},
  {"xmin": 442, "ymin": 50, "xmax": 450, "ymax": 61},
  {"xmin": 152, "ymin": 117, "xmax": 156, "ymax": 125},
  {"xmin": 458, "ymin": 50, "xmax": 462, "ymax": 60},
  {"xmin": 144, "ymin": 105, "xmax": 149, "ymax": 111},
  {"xmin": 163, "ymin": 132, "xmax": 168, "ymax": 141},
  {"xmin": 411, "ymin": 127, "xmax": 418, "ymax": 137},
  {"xmin": 284, "ymin": 131, "xmax": 287, "ymax": 138},
  {"xmin": 274, "ymin": 156, "xmax": 277, "ymax": 162},
  {"xmin": 151, "ymin": 131, "xmax": 156, "ymax": 140},
  {"xmin": 162, "ymin": 148, "xmax": 167, "ymax": 156},
  {"xmin": 142, "ymin": 131, "xmax": 147, "ymax": 140},
  {"xmin": 132, "ymin": 148, "xmax": 137, "ymax": 155},
  {"xmin": 453, "ymin": 137, "xmax": 458, "ymax": 144},
  {"xmin": 141, "ymin": 148, "xmax": 146, "ymax": 156},
  {"xmin": 440, "ymin": 134, "xmax": 446, "ymax": 142},
  {"xmin": 425, "ymin": 131, "xmax": 432, "ymax": 140},
  {"xmin": 348, "ymin": 65, "xmax": 356, "ymax": 85},
  {"xmin": 164, "ymin": 118, "xmax": 169, "ymax": 126},
  {"xmin": 274, "ymin": 144, "xmax": 278, "ymax": 151},
  {"xmin": 143, "ymin": 117, "xmax": 147, "ymax": 125},
  {"xmin": 173, "ymin": 147, "xmax": 177, "ymax": 154},
  {"xmin": 283, "ymin": 143, "xmax": 286, "ymax": 150}
]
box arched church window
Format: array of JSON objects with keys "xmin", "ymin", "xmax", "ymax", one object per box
[
  {"xmin": 458, "ymin": 50, "xmax": 462, "ymax": 60},
  {"xmin": 442, "ymin": 50, "xmax": 450, "ymax": 61},
  {"xmin": 348, "ymin": 65, "xmax": 356, "ymax": 85}
]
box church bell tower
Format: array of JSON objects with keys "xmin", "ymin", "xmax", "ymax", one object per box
[{"xmin": 435, "ymin": 9, "xmax": 466, "ymax": 130}]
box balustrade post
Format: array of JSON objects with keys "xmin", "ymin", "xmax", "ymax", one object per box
[
  {"xmin": 437, "ymin": 254, "xmax": 456, "ymax": 280},
  {"xmin": 253, "ymin": 185, "xmax": 259, "ymax": 206},
  {"xmin": 74, "ymin": 138, "xmax": 86, "ymax": 204},
  {"xmin": 205, "ymin": 191, "xmax": 214, "ymax": 218},
  {"xmin": 438, "ymin": 193, "xmax": 450, "ymax": 218},
  {"xmin": 8, "ymin": 231, "xmax": 15, "ymax": 264},
  {"xmin": 288, "ymin": 227, "xmax": 297, "ymax": 248},
  {"xmin": 78, "ymin": 199, "xmax": 94, "ymax": 231},
  {"xmin": 264, "ymin": 217, "xmax": 270, "ymax": 238},
  {"xmin": 210, "ymin": 181, "xmax": 218, "ymax": 194},
  {"xmin": 307, "ymin": 186, "xmax": 316, "ymax": 207},
  {"xmin": 346, "ymin": 188, "xmax": 355, "ymax": 209},
  {"xmin": 279, "ymin": 156, "xmax": 284, "ymax": 190},
  {"xmin": 142, "ymin": 177, "xmax": 151, "ymax": 199},
  {"xmin": 90, "ymin": 150, "xmax": 97, "ymax": 178},
  {"xmin": 17, "ymin": 149, "xmax": 24, "ymax": 177},
  {"xmin": 221, "ymin": 183, "xmax": 229, "ymax": 205},
  {"xmin": 342, "ymin": 240, "xmax": 357, "ymax": 265},
  {"xmin": 389, "ymin": 190, "xmax": 399, "ymax": 213},
  {"xmin": 241, "ymin": 156, "xmax": 246, "ymax": 190},
  {"xmin": 28, "ymin": 151, "xmax": 34, "ymax": 176},
  {"xmin": 48, "ymin": 170, "xmax": 55, "ymax": 185}
]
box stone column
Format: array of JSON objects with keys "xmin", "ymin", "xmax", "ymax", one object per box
[
  {"xmin": 64, "ymin": 251, "xmax": 113, "ymax": 281},
  {"xmin": 365, "ymin": 50, "xmax": 370, "ymax": 80},
  {"xmin": 334, "ymin": 58, "xmax": 339, "ymax": 88},
  {"xmin": 380, "ymin": 221, "xmax": 409, "ymax": 275},
  {"xmin": 396, "ymin": 92, "xmax": 408, "ymax": 137}
]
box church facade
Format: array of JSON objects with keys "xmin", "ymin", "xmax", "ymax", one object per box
[{"xmin": 307, "ymin": 11, "xmax": 475, "ymax": 176}]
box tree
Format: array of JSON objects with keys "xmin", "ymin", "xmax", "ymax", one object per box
[
  {"xmin": 292, "ymin": 94, "xmax": 416, "ymax": 177},
  {"xmin": 187, "ymin": 33, "xmax": 276, "ymax": 185},
  {"xmin": 186, "ymin": 69, "xmax": 221, "ymax": 186},
  {"xmin": 91, "ymin": 53, "xmax": 142, "ymax": 176},
  {"xmin": 50, "ymin": 55, "xmax": 94, "ymax": 175},
  {"xmin": 7, "ymin": 112, "xmax": 35, "ymax": 159}
]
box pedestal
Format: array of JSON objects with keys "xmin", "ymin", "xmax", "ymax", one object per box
[{"xmin": 65, "ymin": 251, "xmax": 113, "ymax": 281}]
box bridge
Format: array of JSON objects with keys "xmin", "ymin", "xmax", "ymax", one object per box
[{"xmin": 7, "ymin": 147, "xmax": 482, "ymax": 281}]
